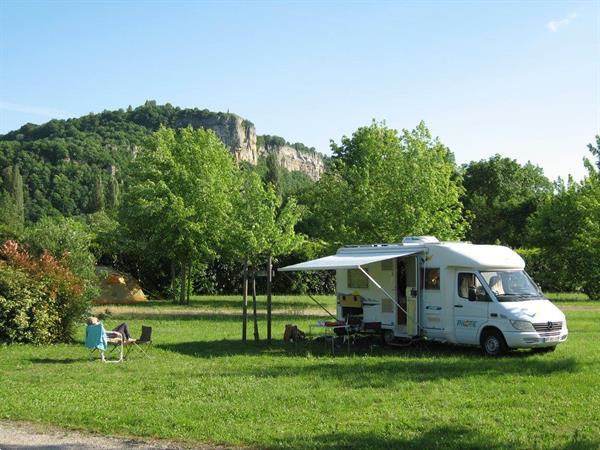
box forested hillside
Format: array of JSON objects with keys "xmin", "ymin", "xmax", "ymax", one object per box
[{"xmin": 0, "ymin": 101, "xmax": 322, "ymax": 221}]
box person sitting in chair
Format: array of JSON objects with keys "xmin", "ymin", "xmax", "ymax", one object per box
[{"xmin": 87, "ymin": 317, "xmax": 132, "ymax": 341}]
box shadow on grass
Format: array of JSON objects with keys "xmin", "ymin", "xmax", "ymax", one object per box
[
  {"xmin": 158, "ymin": 338, "xmax": 578, "ymax": 383},
  {"xmin": 280, "ymin": 427, "xmax": 599, "ymax": 450},
  {"xmin": 98, "ymin": 311, "xmax": 326, "ymax": 321},
  {"xmin": 28, "ymin": 358, "xmax": 82, "ymax": 364}
]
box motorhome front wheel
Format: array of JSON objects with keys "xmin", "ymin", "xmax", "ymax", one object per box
[{"xmin": 481, "ymin": 330, "xmax": 508, "ymax": 356}]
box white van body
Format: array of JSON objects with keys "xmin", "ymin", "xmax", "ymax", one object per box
[{"xmin": 280, "ymin": 236, "xmax": 568, "ymax": 354}]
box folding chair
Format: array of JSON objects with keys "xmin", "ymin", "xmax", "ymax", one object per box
[
  {"xmin": 85, "ymin": 323, "xmax": 123, "ymax": 363},
  {"xmin": 124, "ymin": 325, "xmax": 152, "ymax": 359}
]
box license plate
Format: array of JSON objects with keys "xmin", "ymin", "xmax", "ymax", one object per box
[{"xmin": 545, "ymin": 336, "xmax": 559, "ymax": 342}]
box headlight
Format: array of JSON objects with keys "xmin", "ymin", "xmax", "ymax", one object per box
[{"xmin": 510, "ymin": 320, "xmax": 535, "ymax": 331}]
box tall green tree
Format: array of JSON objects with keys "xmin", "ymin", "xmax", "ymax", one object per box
[
  {"xmin": 11, "ymin": 165, "xmax": 24, "ymax": 226},
  {"xmin": 107, "ymin": 176, "xmax": 120, "ymax": 210},
  {"xmin": 264, "ymin": 152, "xmax": 282, "ymax": 198},
  {"xmin": 528, "ymin": 151, "xmax": 600, "ymax": 299},
  {"xmin": 461, "ymin": 155, "xmax": 552, "ymax": 247},
  {"xmin": 227, "ymin": 171, "xmax": 303, "ymax": 341},
  {"xmin": 588, "ymin": 134, "xmax": 600, "ymax": 170},
  {"xmin": 303, "ymin": 121, "xmax": 467, "ymax": 248},
  {"xmin": 120, "ymin": 126, "xmax": 238, "ymax": 304},
  {"xmin": 92, "ymin": 174, "xmax": 105, "ymax": 212},
  {"xmin": 0, "ymin": 165, "xmax": 25, "ymax": 230}
]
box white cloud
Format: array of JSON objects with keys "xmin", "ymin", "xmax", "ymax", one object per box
[
  {"xmin": 546, "ymin": 12, "xmax": 577, "ymax": 32},
  {"xmin": 0, "ymin": 101, "xmax": 69, "ymax": 118}
]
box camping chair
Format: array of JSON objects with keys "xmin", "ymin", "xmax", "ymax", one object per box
[
  {"xmin": 85, "ymin": 323, "xmax": 123, "ymax": 363},
  {"xmin": 124, "ymin": 325, "xmax": 153, "ymax": 359}
]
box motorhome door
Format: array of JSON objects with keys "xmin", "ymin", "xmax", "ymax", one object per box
[
  {"xmin": 454, "ymin": 272, "xmax": 490, "ymax": 345},
  {"xmin": 397, "ymin": 256, "xmax": 418, "ymax": 336}
]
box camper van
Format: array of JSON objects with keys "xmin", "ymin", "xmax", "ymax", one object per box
[{"xmin": 280, "ymin": 236, "xmax": 568, "ymax": 356}]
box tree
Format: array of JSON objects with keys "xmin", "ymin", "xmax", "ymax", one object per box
[
  {"xmin": 107, "ymin": 176, "xmax": 120, "ymax": 209},
  {"xmin": 303, "ymin": 121, "xmax": 467, "ymax": 248},
  {"xmin": 0, "ymin": 165, "xmax": 25, "ymax": 230},
  {"xmin": 227, "ymin": 171, "xmax": 303, "ymax": 341},
  {"xmin": 588, "ymin": 134, "xmax": 600, "ymax": 170},
  {"xmin": 528, "ymin": 149, "xmax": 600, "ymax": 299},
  {"xmin": 461, "ymin": 155, "xmax": 552, "ymax": 247},
  {"xmin": 92, "ymin": 174, "xmax": 105, "ymax": 211},
  {"xmin": 120, "ymin": 126, "xmax": 238, "ymax": 304},
  {"xmin": 11, "ymin": 165, "xmax": 24, "ymax": 225},
  {"xmin": 264, "ymin": 152, "xmax": 282, "ymax": 198}
]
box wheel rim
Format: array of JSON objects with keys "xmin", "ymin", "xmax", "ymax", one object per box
[{"xmin": 485, "ymin": 336, "xmax": 499, "ymax": 354}]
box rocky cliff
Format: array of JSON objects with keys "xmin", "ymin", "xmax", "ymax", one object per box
[
  {"xmin": 177, "ymin": 114, "xmax": 258, "ymax": 165},
  {"xmin": 258, "ymin": 144, "xmax": 325, "ymax": 181},
  {"xmin": 180, "ymin": 113, "xmax": 325, "ymax": 180}
]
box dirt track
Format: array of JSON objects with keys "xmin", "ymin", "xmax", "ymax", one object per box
[{"xmin": 0, "ymin": 421, "xmax": 231, "ymax": 450}]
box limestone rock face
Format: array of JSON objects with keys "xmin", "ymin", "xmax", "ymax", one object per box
[
  {"xmin": 177, "ymin": 114, "xmax": 258, "ymax": 164},
  {"xmin": 175, "ymin": 112, "xmax": 324, "ymax": 180},
  {"xmin": 258, "ymin": 145, "xmax": 325, "ymax": 181}
]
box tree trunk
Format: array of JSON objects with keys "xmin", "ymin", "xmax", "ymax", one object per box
[
  {"xmin": 242, "ymin": 261, "xmax": 248, "ymax": 342},
  {"xmin": 267, "ymin": 254, "xmax": 273, "ymax": 343},
  {"xmin": 252, "ymin": 273, "xmax": 259, "ymax": 341},
  {"xmin": 170, "ymin": 261, "xmax": 176, "ymax": 303},
  {"xmin": 179, "ymin": 261, "xmax": 186, "ymax": 305},
  {"xmin": 186, "ymin": 261, "xmax": 192, "ymax": 305}
]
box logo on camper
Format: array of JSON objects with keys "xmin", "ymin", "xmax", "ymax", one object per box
[{"xmin": 457, "ymin": 319, "xmax": 477, "ymax": 328}]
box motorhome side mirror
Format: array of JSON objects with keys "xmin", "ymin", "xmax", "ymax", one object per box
[{"xmin": 468, "ymin": 287, "xmax": 477, "ymax": 301}]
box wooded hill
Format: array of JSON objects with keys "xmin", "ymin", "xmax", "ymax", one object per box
[{"xmin": 0, "ymin": 101, "xmax": 320, "ymax": 221}]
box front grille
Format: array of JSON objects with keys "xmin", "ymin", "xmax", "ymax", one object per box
[{"xmin": 533, "ymin": 321, "xmax": 563, "ymax": 334}]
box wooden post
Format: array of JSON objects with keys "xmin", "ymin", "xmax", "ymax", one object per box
[
  {"xmin": 242, "ymin": 261, "xmax": 248, "ymax": 342},
  {"xmin": 267, "ymin": 254, "xmax": 273, "ymax": 343},
  {"xmin": 252, "ymin": 273, "xmax": 259, "ymax": 341}
]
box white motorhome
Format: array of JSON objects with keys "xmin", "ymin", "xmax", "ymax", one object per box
[{"xmin": 280, "ymin": 236, "xmax": 568, "ymax": 355}]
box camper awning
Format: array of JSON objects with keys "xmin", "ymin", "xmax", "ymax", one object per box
[{"xmin": 278, "ymin": 251, "xmax": 419, "ymax": 272}]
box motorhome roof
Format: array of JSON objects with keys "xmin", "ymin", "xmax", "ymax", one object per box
[
  {"xmin": 337, "ymin": 238, "xmax": 525, "ymax": 270},
  {"xmin": 279, "ymin": 237, "xmax": 525, "ymax": 272}
]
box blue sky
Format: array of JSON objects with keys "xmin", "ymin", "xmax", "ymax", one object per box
[{"xmin": 0, "ymin": 0, "xmax": 598, "ymax": 181}]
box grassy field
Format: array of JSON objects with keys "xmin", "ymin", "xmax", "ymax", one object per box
[{"xmin": 0, "ymin": 293, "xmax": 599, "ymax": 449}]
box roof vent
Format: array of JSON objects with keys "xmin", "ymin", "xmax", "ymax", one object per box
[{"xmin": 402, "ymin": 236, "xmax": 440, "ymax": 244}]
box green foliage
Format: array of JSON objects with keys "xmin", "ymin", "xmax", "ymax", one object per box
[
  {"xmin": 228, "ymin": 171, "xmax": 303, "ymax": 262},
  {"xmin": 0, "ymin": 240, "xmax": 90, "ymax": 343},
  {"xmin": 257, "ymin": 134, "xmax": 320, "ymax": 157},
  {"xmin": 254, "ymin": 155, "xmax": 314, "ymax": 198},
  {"xmin": 264, "ymin": 153, "xmax": 282, "ymax": 197},
  {"xmin": 0, "ymin": 264, "xmax": 58, "ymax": 344},
  {"xmin": 303, "ymin": 121, "xmax": 467, "ymax": 248},
  {"xmin": 22, "ymin": 216, "xmax": 99, "ymax": 299},
  {"xmin": 0, "ymin": 102, "xmax": 259, "ymax": 221},
  {"xmin": 587, "ymin": 134, "xmax": 600, "ymax": 170},
  {"xmin": 462, "ymin": 155, "xmax": 552, "ymax": 247},
  {"xmin": 528, "ymin": 163, "xmax": 600, "ymax": 299},
  {"xmin": 120, "ymin": 126, "xmax": 239, "ymax": 302}
]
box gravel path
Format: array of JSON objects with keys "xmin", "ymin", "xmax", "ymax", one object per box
[{"xmin": 0, "ymin": 421, "xmax": 229, "ymax": 450}]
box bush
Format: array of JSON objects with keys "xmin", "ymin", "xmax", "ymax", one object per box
[
  {"xmin": 0, "ymin": 240, "xmax": 90, "ymax": 343},
  {"xmin": 0, "ymin": 265, "xmax": 59, "ymax": 344}
]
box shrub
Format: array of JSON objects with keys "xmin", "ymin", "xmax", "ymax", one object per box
[
  {"xmin": 0, "ymin": 265, "xmax": 59, "ymax": 344},
  {"xmin": 0, "ymin": 240, "xmax": 90, "ymax": 343}
]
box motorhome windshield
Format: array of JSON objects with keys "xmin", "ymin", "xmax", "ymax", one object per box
[{"xmin": 480, "ymin": 270, "xmax": 542, "ymax": 302}]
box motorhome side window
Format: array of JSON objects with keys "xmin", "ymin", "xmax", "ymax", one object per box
[
  {"xmin": 458, "ymin": 273, "xmax": 487, "ymax": 301},
  {"xmin": 422, "ymin": 268, "xmax": 440, "ymax": 290},
  {"xmin": 348, "ymin": 268, "xmax": 369, "ymax": 289}
]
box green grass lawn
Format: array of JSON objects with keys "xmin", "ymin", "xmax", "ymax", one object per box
[{"xmin": 0, "ymin": 294, "xmax": 599, "ymax": 449}]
